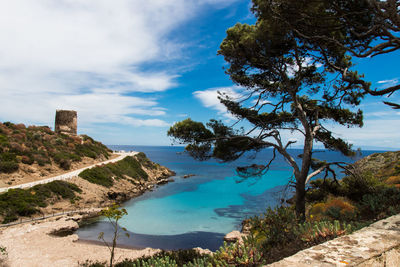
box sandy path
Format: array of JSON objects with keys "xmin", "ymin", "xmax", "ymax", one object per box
[{"xmin": 0, "ymin": 152, "xmax": 138, "ymax": 193}]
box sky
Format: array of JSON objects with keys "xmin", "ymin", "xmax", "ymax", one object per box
[{"xmin": 0, "ymin": 0, "xmax": 399, "ymax": 150}]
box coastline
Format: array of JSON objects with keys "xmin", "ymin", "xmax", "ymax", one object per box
[
  {"xmin": 0, "ymin": 213, "xmax": 160, "ymax": 267},
  {"xmin": 0, "ymin": 152, "xmax": 177, "ymax": 266}
]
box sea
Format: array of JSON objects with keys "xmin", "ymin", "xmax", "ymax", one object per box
[{"xmin": 76, "ymin": 145, "xmax": 378, "ymax": 251}]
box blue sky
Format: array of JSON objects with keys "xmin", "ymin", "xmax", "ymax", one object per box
[{"xmin": 0, "ymin": 0, "xmax": 399, "ymax": 149}]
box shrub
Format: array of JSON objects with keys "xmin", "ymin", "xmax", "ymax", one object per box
[
  {"xmin": 0, "ymin": 181, "xmax": 81, "ymax": 223},
  {"xmin": 308, "ymin": 197, "xmax": 356, "ymax": 222},
  {"xmin": 0, "ymin": 161, "xmax": 19, "ymax": 173},
  {"xmin": 211, "ymin": 236, "xmax": 265, "ymax": 266},
  {"xmin": 249, "ymin": 206, "xmax": 298, "ymax": 252},
  {"xmin": 79, "ymin": 167, "xmax": 114, "ymax": 187},
  {"xmin": 385, "ymin": 175, "xmax": 400, "ymax": 185},
  {"xmin": 324, "ymin": 198, "xmax": 357, "ymax": 221},
  {"xmin": 78, "ymin": 156, "xmax": 149, "ymax": 187},
  {"xmin": 295, "ymin": 220, "xmax": 352, "ymax": 244},
  {"xmin": 308, "ymin": 203, "xmax": 326, "ymax": 222},
  {"xmin": 80, "ymin": 250, "xmax": 208, "ymax": 267},
  {"xmin": 341, "ymin": 172, "xmax": 383, "ymax": 201},
  {"xmin": 136, "ymin": 152, "xmax": 157, "ymax": 170},
  {"xmin": 0, "ymin": 152, "xmax": 17, "ymax": 162},
  {"xmin": 21, "ymin": 155, "xmax": 34, "ymax": 165},
  {"xmin": 306, "ymin": 178, "xmax": 343, "ymax": 203},
  {"xmin": 357, "ymin": 186, "xmax": 400, "ymax": 220}
]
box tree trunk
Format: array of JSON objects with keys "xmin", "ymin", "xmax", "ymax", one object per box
[
  {"xmin": 110, "ymin": 227, "xmax": 117, "ymax": 267},
  {"xmin": 295, "ymin": 176, "xmax": 306, "ymax": 221}
]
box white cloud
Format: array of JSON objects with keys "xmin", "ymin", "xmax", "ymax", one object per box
[
  {"xmin": 0, "ymin": 0, "xmax": 237, "ymax": 131},
  {"xmin": 377, "ymin": 78, "xmax": 399, "ymax": 88},
  {"xmin": 328, "ymin": 119, "xmax": 400, "ymax": 148},
  {"xmin": 193, "ymin": 86, "xmax": 243, "ymax": 120}
]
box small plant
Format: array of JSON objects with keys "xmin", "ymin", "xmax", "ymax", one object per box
[
  {"xmin": 98, "ymin": 204, "xmax": 129, "ymax": 267},
  {"xmin": 212, "ymin": 236, "xmax": 265, "ymax": 266},
  {"xmin": 295, "ymin": 220, "xmax": 352, "ymax": 243}
]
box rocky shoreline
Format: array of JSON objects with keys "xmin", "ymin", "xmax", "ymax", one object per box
[
  {"xmin": 0, "ymin": 154, "xmax": 177, "ymax": 266},
  {"xmin": 25, "ymin": 153, "xmax": 176, "ymax": 219}
]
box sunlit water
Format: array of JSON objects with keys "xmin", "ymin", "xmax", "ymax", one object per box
[{"xmin": 77, "ymin": 146, "xmax": 375, "ymax": 250}]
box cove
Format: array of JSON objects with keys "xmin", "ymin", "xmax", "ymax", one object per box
[{"xmin": 76, "ymin": 146, "xmax": 373, "ymax": 250}]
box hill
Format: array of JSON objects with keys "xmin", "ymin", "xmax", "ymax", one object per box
[
  {"xmin": 0, "ymin": 121, "xmax": 111, "ymax": 187},
  {"xmin": 0, "ymin": 121, "xmax": 175, "ymax": 224}
]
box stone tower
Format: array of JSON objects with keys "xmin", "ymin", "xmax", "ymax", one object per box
[{"xmin": 55, "ymin": 110, "xmax": 77, "ymax": 135}]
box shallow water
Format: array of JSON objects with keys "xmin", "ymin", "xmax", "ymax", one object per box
[{"xmin": 76, "ymin": 146, "xmax": 376, "ymax": 250}]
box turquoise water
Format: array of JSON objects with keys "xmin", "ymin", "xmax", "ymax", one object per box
[
  {"xmin": 77, "ymin": 146, "xmax": 375, "ymax": 250},
  {"xmin": 120, "ymin": 170, "xmax": 289, "ymax": 235}
]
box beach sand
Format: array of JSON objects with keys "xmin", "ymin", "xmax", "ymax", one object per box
[{"xmin": 0, "ymin": 214, "xmax": 159, "ymax": 267}]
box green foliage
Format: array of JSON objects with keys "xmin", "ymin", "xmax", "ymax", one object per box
[
  {"xmin": 212, "ymin": 236, "xmax": 265, "ymax": 266},
  {"xmin": 78, "ymin": 155, "xmax": 149, "ymax": 187},
  {"xmin": 0, "ymin": 180, "xmax": 81, "ymax": 223},
  {"xmin": 0, "ymin": 245, "xmax": 6, "ymax": 256},
  {"xmin": 0, "ymin": 122, "xmax": 111, "ymax": 173},
  {"xmin": 341, "ymin": 172, "xmax": 384, "ymax": 201},
  {"xmin": 135, "ymin": 152, "xmax": 158, "ymax": 170},
  {"xmin": 0, "ymin": 161, "xmax": 19, "ymax": 173},
  {"xmin": 306, "ymin": 178, "xmax": 343, "ymax": 203},
  {"xmin": 357, "ymin": 186, "xmax": 400, "ymax": 220},
  {"xmin": 295, "ymin": 220, "xmax": 352, "ymax": 243},
  {"xmin": 79, "ymin": 167, "xmax": 114, "ymax": 187},
  {"xmin": 82, "ymin": 250, "xmax": 207, "ymax": 267},
  {"xmin": 249, "ymin": 206, "xmax": 298, "ymax": 251},
  {"xmin": 99, "ymin": 204, "xmax": 129, "ymax": 267},
  {"xmin": 168, "ymin": 0, "xmax": 364, "ymax": 220}
]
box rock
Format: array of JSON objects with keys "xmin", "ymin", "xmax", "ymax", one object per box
[
  {"xmin": 182, "ymin": 174, "xmax": 195, "ymax": 179},
  {"xmin": 47, "ymin": 219, "xmax": 79, "ymax": 236},
  {"xmin": 193, "ymin": 247, "xmax": 213, "ymax": 255},
  {"xmin": 156, "ymin": 179, "xmax": 169, "ymax": 185},
  {"xmin": 224, "ymin": 230, "xmax": 245, "ymax": 243},
  {"xmin": 69, "ymin": 234, "xmax": 79, "ymax": 242}
]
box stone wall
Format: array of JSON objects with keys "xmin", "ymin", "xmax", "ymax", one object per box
[
  {"xmin": 266, "ymin": 214, "xmax": 400, "ymax": 266},
  {"xmin": 55, "ymin": 110, "xmax": 77, "ymax": 135}
]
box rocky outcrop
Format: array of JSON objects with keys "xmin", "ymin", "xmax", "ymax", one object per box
[
  {"xmin": 37, "ymin": 154, "xmax": 176, "ymax": 216},
  {"xmin": 352, "ymin": 151, "xmax": 400, "ymax": 181},
  {"xmin": 224, "ymin": 230, "xmax": 246, "ymax": 243}
]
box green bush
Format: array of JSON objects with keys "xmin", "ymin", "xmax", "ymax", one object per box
[
  {"xmin": 211, "ymin": 236, "xmax": 265, "ymax": 266},
  {"xmin": 79, "ymin": 167, "xmax": 114, "ymax": 187},
  {"xmin": 136, "ymin": 152, "xmax": 158, "ymax": 170},
  {"xmin": 357, "ymin": 186, "xmax": 400, "ymax": 220},
  {"xmin": 81, "ymin": 249, "xmax": 206, "ymax": 267},
  {"xmin": 249, "ymin": 206, "xmax": 298, "ymax": 252},
  {"xmin": 341, "ymin": 172, "xmax": 383, "ymax": 201},
  {"xmin": 0, "ymin": 161, "xmax": 19, "ymax": 173},
  {"xmin": 21, "ymin": 155, "xmax": 34, "ymax": 165},
  {"xmin": 0, "ymin": 180, "xmax": 81, "ymax": 223},
  {"xmin": 295, "ymin": 220, "xmax": 352, "ymax": 244},
  {"xmin": 0, "ymin": 152, "xmax": 17, "ymax": 162},
  {"xmin": 306, "ymin": 178, "xmax": 343, "ymax": 203},
  {"xmin": 78, "ymin": 156, "xmax": 149, "ymax": 187}
]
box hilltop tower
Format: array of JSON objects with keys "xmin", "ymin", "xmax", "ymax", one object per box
[{"xmin": 55, "ymin": 110, "xmax": 77, "ymax": 135}]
